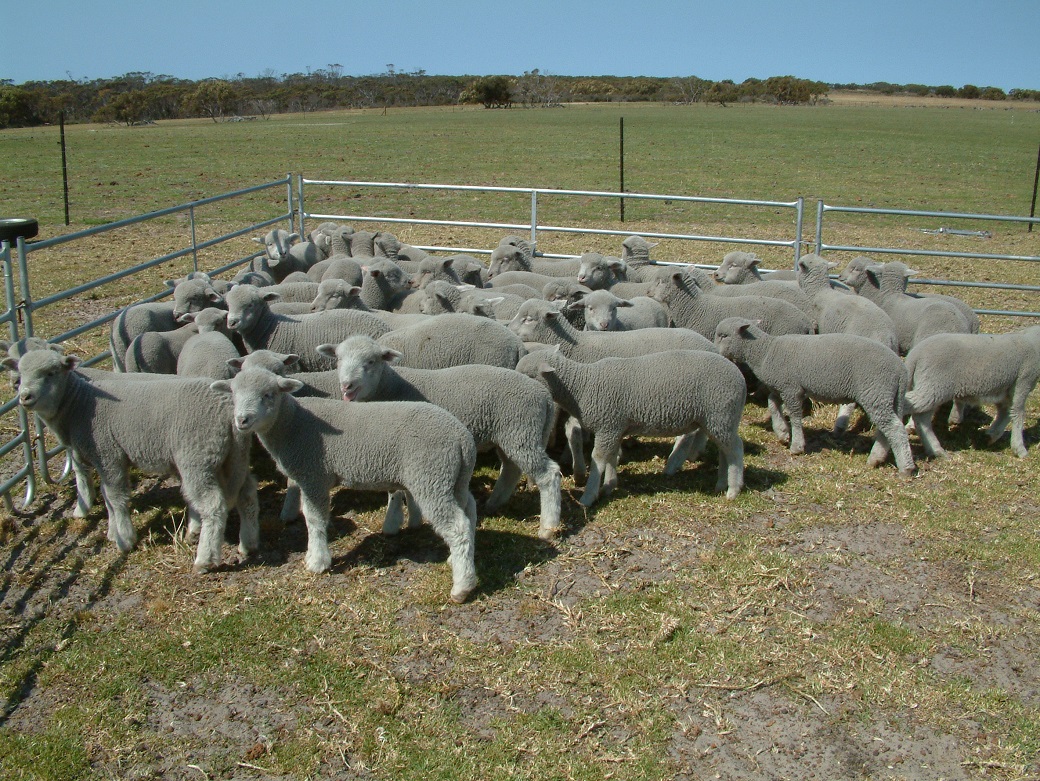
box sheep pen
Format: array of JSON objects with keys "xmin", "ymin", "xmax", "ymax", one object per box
[{"xmin": 2, "ymin": 102, "xmax": 1040, "ymax": 780}]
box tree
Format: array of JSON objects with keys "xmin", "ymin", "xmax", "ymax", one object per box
[
  {"xmin": 188, "ymin": 79, "xmax": 238, "ymax": 121},
  {"xmin": 958, "ymin": 84, "xmax": 980, "ymax": 99},
  {"xmin": 464, "ymin": 75, "xmax": 512, "ymax": 108},
  {"xmin": 705, "ymin": 80, "xmax": 739, "ymax": 107},
  {"xmin": 671, "ymin": 75, "xmax": 711, "ymax": 104},
  {"xmin": 0, "ymin": 86, "xmax": 39, "ymax": 128}
]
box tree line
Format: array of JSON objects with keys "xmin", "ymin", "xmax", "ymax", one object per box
[{"xmin": 0, "ymin": 68, "xmax": 1034, "ymax": 129}]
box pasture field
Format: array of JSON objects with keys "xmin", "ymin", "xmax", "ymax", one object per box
[{"xmin": 1, "ymin": 99, "xmax": 1039, "ymax": 780}]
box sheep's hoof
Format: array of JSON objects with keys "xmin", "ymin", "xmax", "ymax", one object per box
[
  {"xmin": 537, "ymin": 525, "xmax": 561, "ymax": 541},
  {"xmin": 192, "ymin": 562, "xmax": 214, "ymax": 575}
]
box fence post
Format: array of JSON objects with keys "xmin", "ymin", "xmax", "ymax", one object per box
[
  {"xmin": 60, "ymin": 111, "xmax": 70, "ymax": 226},
  {"xmin": 530, "ymin": 190, "xmax": 539, "ymax": 251},
  {"xmin": 619, "ymin": 117, "xmax": 625, "ymax": 223},
  {"xmin": 1030, "ymin": 141, "xmax": 1040, "ymax": 233}
]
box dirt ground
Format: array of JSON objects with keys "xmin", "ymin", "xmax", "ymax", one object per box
[{"xmin": 1, "ymin": 458, "xmax": 1037, "ymax": 780}]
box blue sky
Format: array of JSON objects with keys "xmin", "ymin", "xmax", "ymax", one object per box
[{"xmin": 4, "ymin": 0, "xmax": 1038, "ymax": 91}]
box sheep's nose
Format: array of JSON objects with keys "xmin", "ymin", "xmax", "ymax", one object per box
[
  {"xmin": 234, "ymin": 413, "xmax": 252, "ymax": 430},
  {"xmin": 19, "ymin": 391, "xmax": 35, "ymax": 407}
]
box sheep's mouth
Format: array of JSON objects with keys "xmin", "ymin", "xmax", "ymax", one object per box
[
  {"xmin": 18, "ymin": 397, "xmax": 36, "ymax": 410},
  {"xmin": 342, "ymin": 387, "xmax": 360, "ymax": 402}
]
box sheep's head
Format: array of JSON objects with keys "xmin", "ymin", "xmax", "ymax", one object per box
[
  {"xmin": 211, "ymin": 367, "xmax": 303, "ymax": 434},
  {"xmin": 318, "ymin": 336, "xmax": 400, "ymax": 403}
]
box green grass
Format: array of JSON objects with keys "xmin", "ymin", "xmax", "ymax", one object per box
[{"xmin": 1, "ymin": 100, "xmax": 1040, "ymax": 780}]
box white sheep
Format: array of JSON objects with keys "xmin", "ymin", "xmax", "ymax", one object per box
[
  {"xmin": 647, "ymin": 266, "xmax": 813, "ymax": 338},
  {"xmin": 377, "ymin": 313, "xmax": 526, "ymax": 369},
  {"xmin": 8, "ymin": 349, "xmax": 259, "ymax": 571},
  {"xmin": 903, "ymin": 327, "xmax": 1040, "ymax": 459},
  {"xmin": 322, "ymin": 335, "xmax": 563, "ymax": 538},
  {"xmin": 224, "ymin": 284, "xmax": 391, "ymax": 371},
  {"xmin": 713, "ymin": 317, "xmax": 916, "ymax": 476},
  {"xmin": 488, "ymin": 235, "xmax": 582, "ymax": 278},
  {"xmin": 211, "ymin": 367, "xmax": 479, "ymax": 603},
  {"xmin": 574, "ymin": 289, "xmax": 669, "ymax": 331},
  {"xmin": 176, "ymin": 311, "xmax": 242, "ymax": 380},
  {"xmin": 516, "ymin": 346, "xmax": 746, "ymax": 505},
  {"xmin": 508, "ymin": 298, "xmax": 716, "ymax": 360}
]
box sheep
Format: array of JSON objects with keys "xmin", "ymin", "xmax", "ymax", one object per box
[
  {"xmin": 224, "ymin": 284, "xmax": 390, "ymax": 371},
  {"xmin": 448, "ymin": 254, "xmax": 490, "ymax": 287},
  {"xmin": 358, "ymin": 259, "xmax": 423, "ymax": 313},
  {"xmin": 542, "ymin": 280, "xmax": 593, "ymax": 330},
  {"xmin": 323, "ymin": 335, "xmax": 562, "ymax": 538},
  {"xmin": 508, "ymin": 298, "xmax": 716, "ymax": 360},
  {"xmin": 124, "ymin": 308, "xmax": 228, "ymax": 374},
  {"xmin": 252, "ymin": 228, "xmax": 296, "ymax": 265},
  {"xmin": 796, "ymin": 254, "xmax": 898, "ymax": 350},
  {"xmin": 348, "ymin": 230, "xmax": 378, "ymax": 257},
  {"xmin": 703, "ymin": 252, "xmax": 819, "ymax": 323},
  {"xmin": 377, "ymin": 313, "xmax": 526, "ymax": 369},
  {"xmin": 176, "ymin": 312, "xmax": 242, "ymax": 380},
  {"xmin": 840, "ymin": 259, "xmax": 975, "ymax": 353},
  {"xmin": 647, "ymin": 266, "xmax": 813, "ymax": 338},
  {"xmin": 903, "ymin": 327, "xmax": 1040, "ymax": 459},
  {"xmin": 712, "ymin": 250, "xmax": 802, "ymax": 283},
  {"xmin": 516, "ymin": 346, "xmax": 746, "ymax": 505},
  {"xmin": 410, "ymin": 255, "xmax": 464, "ymax": 289},
  {"xmin": 488, "ymin": 235, "xmax": 582, "ymax": 278},
  {"xmin": 713, "ymin": 317, "xmax": 916, "ymax": 476},
  {"xmin": 109, "ymin": 275, "xmax": 225, "ymax": 371},
  {"xmin": 7, "ymin": 349, "xmax": 259, "ymax": 571},
  {"xmin": 488, "ymin": 269, "xmax": 564, "ymax": 292},
  {"xmin": 838, "ymin": 255, "xmax": 981, "ymax": 333},
  {"xmin": 373, "ymin": 231, "xmax": 402, "ymax": 259},
  {"xmin": 416, "ymin": 280, "xmax": 524, "ymax": 320},
  {"xmin": 618, "ymin": 235, "xmax": 664, "ymax": 282},
  {"xmin": 211, "ymin": 367, "xmax": 479, "ymax": 603},
  {"xmin": 574, "ymin": 289, "xmax": 669, "ymax": 331},
  {"xmin": 231, "ymin": 268, "xmax": 275, "ymax": 288}
]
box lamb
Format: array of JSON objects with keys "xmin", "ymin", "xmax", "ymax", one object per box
[
  {"xmin": 124, "ymin": 308, "xmax": 228, "ymax": 374},
  {"xmin": 211, "ymin": 367, "xmax": 479, "ymax": 603},
  {"xmin": 713, "ymin": 250, "xmax": 801, "ymax": 283},
  {"xmin": 358, "ymin": 259, "xmax": 423, "ymax": 313},
  {"xmin": 508, "ymin": 299, "xmax": 716, "ymax": 360},
  {"xmin": 795, "ymin": 254, "xmax": 898, "ymax": 351},
  {"xmin": 703, "ymin": 252, "xmax": 819, "ymax": 323},
  {"xmin": 488, "ymin": 269, "xmax": 565, "ymax": 292},
  {"xmin": 410, "ymin": 255, "xmax": 465, "ymax": 289},
  {"xmin": 109, "ymin": 275, "xmax": 225, "ymax": 371},
  {"xmin": 713, "ymin": 317, "xmax": 916, "ymax": 476},
  {"xmin": 448, "ymin": 254, "xmax": 490, "ymax": 287},
  {"xmin": 416, "ymin": 280, "xmax": 525, "ymax": 321},
  {"xmin": 515, "ymin": 346, "xmax": 746, "ymax": 505},
  {"xmin": 903, "ymin": 327, "xmax": 1040, "ymax": 459},
  {"xmin": 252, "ymin": 228, "xmax": 296, "ymax": 265},
  {"xmin": 176, "ymin": 312, "xmax": 242, "ymax": 380},
  {"xmin": 574, "ymin": 289, "xmax": 669, "ymax": 331},
  {"xmin": 223, "ymin": 284, "xmax": 390, "ymax": 371},
  {"xmin": 542, "ymin": 280, "xmax": 593, "ymax": 330},
  {"xmin": 840, "ymin": 259, "xmax": 974, "ymax": 353},
  {"xmin": 323, "ymin": 336, "xmax": 562, "ymax": 539},
  {"xmin": 7, "ymin": 349, "xmax": 259, "ymax": 571},
  {"xmin": 647, "ymin": 266, "xmax": 813, "ymax": 338},
  {"xmin": 348, "ymin": 230, "xmax": 378, "ymax": 257},
  {"xmin": 377, "ymin": 313, "xmax": 526, "ymax": 369},
  {"xmin": 488, "ymin": 235, "xmax": 582, "ymax": 278},
  {"xmin": 619, "ymin": 235, "xmax": 664, "ymax": 282},
  {"xmin": 838, "ymin": 255, "xmax": 981, "ymax": 333}
]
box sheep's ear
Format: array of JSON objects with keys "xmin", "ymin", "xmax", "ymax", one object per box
[
  {"xmin": 543, "ymin": 308, "xmax": 560, "ymax": 321},
  {"xmin": 563, "ymin": 299, "xmax": 584, "ymax": 312},
  {"xmin": 226, "ymin": 357, "xmax": 245, "ymax": 375},
  {"xmin": 485, "ymin": 296, "xmax": 504, "ymax": 305},
  {"xmin": 206, "ymin": 290, "xmax": 224, "ymax": 303},
  {"xmin": 537, "ymin": 363, "xmax": 556, "ymax": 376},
  {"xmin": 440, "ymin": 259, "xmax": 454, "ymax": 270},
  {"xmin": 381, "ymin": 348, "xmax": 404, "ymax": 364},
  {"xmin": 865, "ymin": 265, "xmax": 883, "ymax": 284},
  {"xmin": 251, "ymin": 236, "xmax": 263, "ymax": 245},
  {"xmin": 278, "ymin": 377, "xmax": 305, "ymax": 395},
  {"xmin": 164, "ymin": 279, "xmax": 177, "ymax": 288},
  {"xmin": 210, "ymin": 380, "xmax": 232, "ymax": 395},
  {"xmin": 736, "ymin": 322, "xmax": 754, "ymax": 336},
  {"xmin": 608, "ymin": 259, "xmax": 626, "ymax": 271},
  {"xmin": 671, "ymin": 271, "xmax": 684, "ymax": 282},
  {"xmin": 1, "ymin": 357, "xmax": 18, "ymax": 371},
  {"xmin": 59, "ymin": 355, "xmax": 80, "ymax": 371},
  {"xmin": 177, "ymin": 312, "xmax": 197, "ymax": 324},
  {"xmin": 315, "ymin": 343, "xmax": 338, "ymax": 359},
  {"xmin": 826, "ymin": 261, "xmax": 838, "ymax": 269},
  {"xmin": 261, "ymin": 290, "xmax": 282, "ymax": 302},
  {"xmin": 456, "ymin": 284, "xmax": 476, "ymax": 291},
  {"xmin": 281, "ymin": 354, "xmax": 301, "ymax": 370},
  {"xmin": 904, "ymin": 267, "xmax": 918, "ymax": 277},
  {"xmin": 616, "ymin": 299, "xmax": 634, "ymax": 308},
  {"xmin": 347, "ymin": 285, "xmax": 362, "ymax": 297},
  {"xmin": 287, "ymin": 232, "xmax": 301, "ymax": 245}
]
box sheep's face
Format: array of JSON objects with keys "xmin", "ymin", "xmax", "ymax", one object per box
[
  {"xmin": 310, "ymin": 282, "xmax": 358, "ymax": 313},
  {"xmin": 488, "ymin": 246, "xmax": 526, "ymax": 277},
  {"xmin": 713, "ymin": 319, "xmax": 755, "ymax": 362},
  {"xmin": 508, "ymin": 302, "xmax": 559, "ymax": 341},
  {"xmin": 255, "ymin": 229, "xmax": 296, "ymax": 262},
  {"xmin": 173, "ymin": 280, "xmax": 224, "ymax": 318},
  {"xmin": 14, "ymin": 351, "xmax": 76, "ymax": 418},
  {"xmin": 216, "ymin": 368, "xmax": 299, "ymax": 434},
  {"xmin": 332, "ymin": 338, "xmax": 396, "ymax": 402},
  {"xmin": 413, "ymin": 259, "xmax": 460, "ymax": 290},
  {"xmin": 225, "ymin": 288, "xmax": 275, "ymax": 332}
]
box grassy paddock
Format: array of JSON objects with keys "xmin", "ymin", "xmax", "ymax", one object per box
[{"xmin": 1, "ymin": 99, "xmax": 1039, "ymax": 780}]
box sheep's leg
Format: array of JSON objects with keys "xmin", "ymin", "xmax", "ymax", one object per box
[
  {"xmin": 181, "ymin": 470, "xmax": 230, "ymax": 574},
  {"xmin": 98, "ymin": 468, "xmax": 136, "ymax": 552},
  {"xmin": 280, "ymin": 479, "xmax": 301, "ymax": 523},
  {"xmin": 867, "ymin": 411, "xmax": 915, "ymax": 475},
  {"xmin": 767, "ymin": 392, "xmax": 790, "ymax": 445},
  {"xmin": 1004, "ymin": 388, "xmax": 1030, "ymax": 458},
  {"xmin": 405, "ymin": 492, "xmax": 423, "ymax": 529},
  {"xmin": 910, "ymin": 410, "xmax": 946, "ymax": 458},
  {"xmin": 234, "ymin": 473, "xmax": 260, "ymax": 561},
  {"xmin": 70, "ymin": 449, "xmax": 96, "ymax": 519},
  {"xmin": 509, "ymin": 451, "xmax": 562, "ymax": 540},
  {"xmin": 565, "ymin": 415, "xmax": 587, "ymax": 486},
  {"xmin": 985, "ymin": 400, "xmax": 1012, "ymax": 445},
  {"xmin": 580, "ymin": 432, "xmax": 619, "ymax": 506},
  {"xmin": 412, "ymin": 486, "xmax": 478, "ymax": 603},
  {"xmin": 298, "ymin": 486, "xmax": 333, "ymax": 574},
  {"xmin": 383, "ymin": 491, "xmax": 406, "ymax": 535},
  {"xmin": 833, "ymin": 402, "xmax": 858, "ymax": 434},
  {"xmin": 781, "ymin": 392, "xmax": 806, "ymax": 454},
  {"xmin": 664, "ymin": 429, "xmax": 707, "ymax": 475},
  {"xmin": 716, "ymin": 435, "xmax": 745, "ymax": 499},
  {"xmin": 484, "ymin": 453, "xmax": 523, "ymax": 512},
  {"xmin": 947, "ymin": 399, "xmax": 967, "ymax": 427}
]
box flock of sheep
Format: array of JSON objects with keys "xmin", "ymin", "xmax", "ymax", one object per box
[{"xmin": 5, "ymin": 222, "xmax": 1039, "ymax": 603}]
